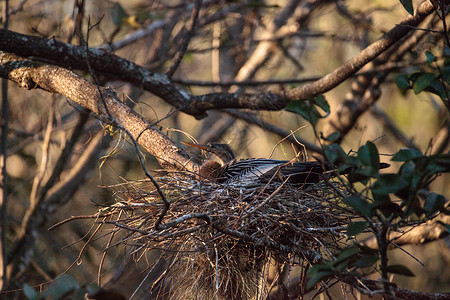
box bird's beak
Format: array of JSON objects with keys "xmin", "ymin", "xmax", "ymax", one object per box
[{"xmin": 181, "ymin": 141, "xmax": 210, "ymax": 151}]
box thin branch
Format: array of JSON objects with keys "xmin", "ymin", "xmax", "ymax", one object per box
[
  {"xmin": 371, "ymin": 105, "xmax": 420, "ymax": 150},
  {"xmin": 0, "ymin": 0, "xmax": 8, "ymax": 290},
  {"xmin": 0, "ymin": 51, "xmax": 197, "ymax": 172},
  {"xmin": 361, "ymin": 210, "xmax": 450, "ymax": 250},
  {"xmin": 8, "ymin": 132, "xmax": 112, "ymax": 275},
  {"xmin": 0, "ymin": 1, "xmax": 441, "ymax": 117},
  {"xmin": 166, "ymin": 0, "xmax": 202, "ymax": 78},
  {"xmin": 104, "ymin": 19, "xmax": 166, "ymax": 51},
  {"xmin": 224, "ymin": 109, "xmax": 323, "ymax": 154},
  {"xmin": 341, "ymin": 275, "xmax": 450, "ymax": 299},
  {"xmin": 286, "ymin": 0, "xmax": 439, "ymax": 101}
]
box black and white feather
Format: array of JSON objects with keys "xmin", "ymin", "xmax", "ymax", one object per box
[{"xmin": 220, "ymin": 159, "xmax": 331, "ymax": 185}]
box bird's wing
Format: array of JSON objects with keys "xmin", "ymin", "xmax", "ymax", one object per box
[
  {"xmin": 222, "ymin": 159, "xmax": 286, "ymax": 184},
  {"xmin": 223, "ymin": 160, "xmax": 330, "ymax": 185}
]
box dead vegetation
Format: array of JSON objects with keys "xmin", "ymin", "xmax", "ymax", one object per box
[{"xmin": 95, "ymin": 171, "xmax": 357, "ymax": 299}]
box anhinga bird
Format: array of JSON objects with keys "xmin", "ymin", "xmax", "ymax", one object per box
[{"xmin": 182, "ymin": 142, "xmax": 374, "ymax": 186}]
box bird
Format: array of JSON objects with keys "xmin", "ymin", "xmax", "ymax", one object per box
[{"xmin": 182, "ymin": 142, "xmax": 378, "ymax": 186}]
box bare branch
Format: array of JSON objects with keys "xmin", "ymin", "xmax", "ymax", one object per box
[
  {"xmin": 286, "ymin": 0, "xmax": 439, "ymax": 100},
  {"xmin": 166, "ymin": 0, "xmax": 202, "ymax": 78},
  {"xmin": 0, "ymin": 51, "xmax": 197, "ymax": 172},
  {"xmin": 361, "ymin": 213, "xmax": 450, "ymax": 250},
  {"xmin": 341, "ymin": 275, "xmax": 450, "ymax": 299}
]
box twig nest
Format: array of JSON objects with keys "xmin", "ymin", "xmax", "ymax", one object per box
[{"xmin": 101, "ymin": 172, "xmax": 354, "ymax": 299}]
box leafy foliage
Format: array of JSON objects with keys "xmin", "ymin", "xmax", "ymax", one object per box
[
  {"xmin": 399, "ymin": 0, "xmax": 414, "ymax": 15},
  {"xmin": 285, "ymin": 95, "xmax": 330, "ymax": 126},
  {"xmin": 308, "ymin": 141, "xmax": 449, "ymax": 288},
  {"xmin": 395, "ymin": 50, "xmax": 450, "ymax": 111},
  {"xmin": 23, "ymin": 275, "xmax": 82, "ymax": 300}
]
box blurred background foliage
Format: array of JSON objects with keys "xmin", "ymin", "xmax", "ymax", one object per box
[{"xmin": 1, "ymin": 0, "xmax": 449, "ymax": 298}]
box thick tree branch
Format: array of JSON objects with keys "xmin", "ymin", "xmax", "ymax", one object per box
[
  {"xmin": 0, "ymin": 1, "xmax": 441, "ymax": 118},
  {"xmin": 286, "ymin": 0, "xmax": 440, "ymax": 100},
  {"xmin": 0, "ymin": 51, "xmax": 197, "ymax": 172},
  {"xmin": 322, "ymin": 13, "xmax": 439, "ymax": 143},
  {"xmin": 0, "ymin": 28, "xmax": 287, "ymax": 118}
]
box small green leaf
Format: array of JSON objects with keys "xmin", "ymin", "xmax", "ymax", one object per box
[
  {"xmin": 183, "ymin": 52, "xmax": 194, "ymax": 63},
  {"xmin": 335, "ymin": 247, "xmax": 360, "ymax": 263},
  {"xmin": 23, "ymin": 284, "xmax": 39, "ymax": 300},
  {"xmin": 443, "ymin": 59, "xmax": 450, "ymax": 83},
  {"xmin": 358, "ymin": 141, "xmax": 380, "ymax": 168},
  {"xmin": 285, "ymin": 95, "xmax": 329, "ymax": 126},
  {"xmin": 333, "ymin": 247, "xmax": 360, "ymax": 271},
  {"xmin": 413, "ymin": 72, "xmax": 436, "ymax": 94},
  {"xmin": 392, "ymin": 148, "xmax": 423, "ymax": 162},
  {"xmin": 395, "ymin": 74, "xmax": 411, "ymax": 90},
  {"xmin": 352, "ymin": 254, "xmax": 379, "ymax": 268},
  {"xmin": 424, "ymin": 192, "xmax": 446, "ymax": 217},
  {"xmin": 322, "ymin": 131, "xmax": 340, "ymax": 142},
  {"xmin": 47, "ymin": 274, "xmax": 79, "ymax": 300},
  {"xmin": 110, "ymin": 3, "xmax": 127, "ymax": 26},
  {"xmin": 425, "ymin": 79, "xmax": 448, "ymax": 102},
  {"xmin": 371, "ymin": 202, "xmax": 404, "ymax": 218},
  {"xmin": 425, "ymin": 51, "xmax": 436, "ymax": 66},
  {"xmin": 372, "ymin": 174, "xmax": 409, "ymax": 195},
  {"xmin": 343, "ymin": 196, "xmax": 372, "ymax": 217},
  {"xmin": 347, "ymin": 221, "xmax": 368, "ymax": 236},
  {"xmin": 314, "ymin": 94, "xmax": 330, "ymax": 113},
  {"xmin": 437, "ymin": 221, "xmax": 450, "ymax": 233},
  {"xmin": 399, "ymin": 0, "xmax": 414, "ymax": 15},
  {"xmin": 385, "ymin": 264, "xmax": 415, "ymax": 277},
  {"xmin": 285, "ymin": 100, "xmax": 319, "ymax": 126},
  {"xmin": 307, "ymin": 265, "xmax": 333, "ymax": 289},
  {"xmin": 324, "ymin": 143, "xmax": 347, "ymax": 165}
]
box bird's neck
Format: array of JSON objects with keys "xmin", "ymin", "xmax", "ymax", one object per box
[{"xmin": 199, "ymin": 160, "xmax": 223, "ymax": 181}]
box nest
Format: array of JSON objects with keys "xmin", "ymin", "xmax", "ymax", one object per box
[{"xmin": 100, "ymin": 172, "xmax": 355, "ymax": 299}]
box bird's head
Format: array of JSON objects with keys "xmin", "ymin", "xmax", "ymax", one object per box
[{"xmin": 181, "ymin": 142, "xmax": 235, "ymax": 166}]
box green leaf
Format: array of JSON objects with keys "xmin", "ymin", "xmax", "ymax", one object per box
[
  {"xmin": 23, "ymin": 284, "xmax": 39, "ymax": 300},
  {"xmin": 443, "ymin": 59, "xmax": 450, "ymax": 83},
  {"xmin": 183, "ymin": 52, "xmax": 194, "ymax": 63},
  {"xmin": 322, "ymin": 131, "xmax": 340, "ymax": 142},
  {"xmin": 392, "ymin": 148, "xmax": 423, "ymax": 162},
  {"xmin": 351, "ymin": 254, "xmax": 379, "ymax": 268},
  {"xmin": 110, "ymin": 3, "xmax": 127, "ymax": 26},
  {"xmin": 343, "ymin": 196, "xmax": 372, "ymax": 217},
  {"xmin": 314, "ymin": 94, "xmax": 330, "ymax": 113},
  {"xmin": 353, "ymin": 141, "xmax": 381, "ymax": 179},
  {"xmin": 285, "ymin": 95, "xmax": 329, "ymax": 126},
  {"xmin": 324, "ymin": 143, "xmax": 347, "ymax": 165},
  {"xmin": 47, "ymin": 274, "xmax": 79, "ymax": 300},
  {"xmin": 333, "ymin": 247, "xmax": 360, "ymax": 271},
  {"xmin": 424, "ymin": 192, "xmax": 446, "ymax": 217},
  {"xmin": 335, "ymin": 247, "xmax": 359, "ymax": 263},
  {"xmin": 437, "ymin": 221, "xmax": 450, "ymax": 233},
  {"xmin": 385, "ymin": 264, "xmax": 415, "ymax": 277},
  {"xmin": 358, "ymin": 142, "xmax": 380, "ymax": 168},
  {"xmin": 346, "ymin": 221, "xmax": 368, "ymax": 236},
  {"xmin": 425, "ymin": 79, "xmax": 448, "ymax": 102},
  {"xmin": 371, "ymin": 202, "xmax": 404, "ymax": 218},
  {"xmin": 395, "ymin": 74, "xmax": 411, "ymax": 90},
  {"xmin": 285, "ymin": 100, "xmax": 318, "ymax": 126},
  {"xmin": 372, "ymin": 174, "xmax": 410, "ymax": 196},
  {"xmin": 399, "ymin": 0, "xmax": 414, "ymax": 15},
  {"xmin": 422, "ymin": 153, "xmax": 450, "ymax": 174},
  {"xmin": 425, "ymin": 51, "xmax": 436, "ymax": 66},
  {"xmin": 307, "ymin": 265, "xmax": 333, "ymax": 289},
  {"xmin": 413, "ymin": 72, "xmax": 436, "ymax": 94}
]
